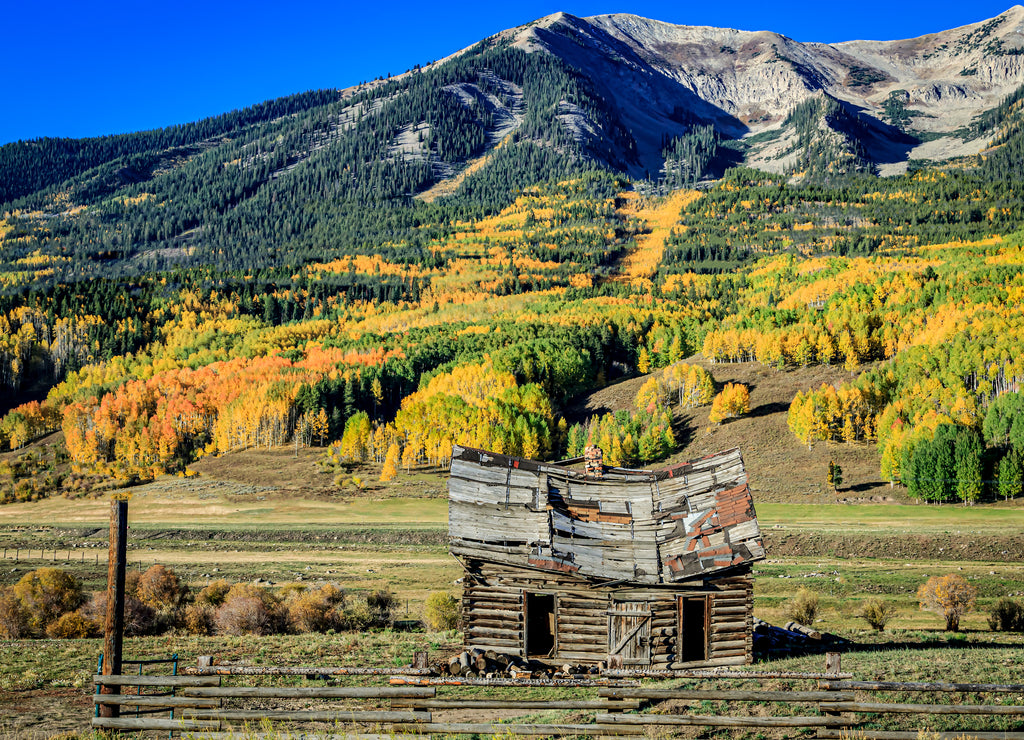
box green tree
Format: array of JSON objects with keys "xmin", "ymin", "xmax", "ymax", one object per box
[
  {"xmin": 954, "ymin": 428, "xmax": 983, "ymax": 505},
  {"xmin": 827, "ymin": 460, "xmax": 843, "ymax": 494},
  {"xmin": 998, "ymin": 448, "xmax": 1023, "ymax": 501}
]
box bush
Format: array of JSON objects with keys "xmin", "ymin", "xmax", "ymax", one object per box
[
  {"xmin": 82, "ymin": 593, "xmax": 156, "ymax": 637},
  {"xmin": 785, "ymin": 588, "xmax": 820, "ymax": 626},
  {"xmin": 988, "ymin": 597, "xmax": 1024, "ymax": 632},
  {"xmin": 285, "ymin": 584, "xmax": 346, "ymax": 633},
  {"xmin": 215, "ymin": 585, "xmax": 283, "ymax": 635},
  {"xmin": 858, "ymin": 598, "xmax": 897, "ymax": 631},
  {"xmin": 0, "ymin": 587, "xmax": 29, "ymax": 638},
  {"xmin": 336, "ymin": 598, "xmax": 374, "ymax": 631},
  {"xmin": 184, "ymin": 603, "xmax": 215, "ymax": 636},
  {"xmin": 137, "ymin": 564, "xmax": 186, "ymax": 610},
  {"xmin": 367, "ymin": 589, "xmax": 397, "ymax": 628},
  {"xmin": 918, "ymin": 574, "xmax": 977, "ymax": 632},
  {"xmin": 46, "ymin": 610, "xmax": 100, "ymax": 639},
  {"xmin": 196, "ymin": 579, "xmax": 232, "ymax": 607},
  {"xmin": 424, "ymin": 592, "xmax": 460, "ymax": 631},
  {"xmin": 12, "ymin": 568, "xmax": 84, "ymax": 635},
  {"xmin": 124, "ymin": 570, "xmax": 141, "ymax": 598},
  {"xmin": 215, "ymin": 596, "xmax": 274, "ymax": 636}
]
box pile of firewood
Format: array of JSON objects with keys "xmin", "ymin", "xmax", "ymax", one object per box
[
  {"xmin": 752, "ymin": 617, "xmax": 846, "ymax": 658},
  {"xmin": 437, "ymin": 649, "xmax": 601, "ymax": 679}
]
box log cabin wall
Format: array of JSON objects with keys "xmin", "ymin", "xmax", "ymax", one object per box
[{"xmin": 461, "ymin": 560, "xmax": 754, "ymax": 668}]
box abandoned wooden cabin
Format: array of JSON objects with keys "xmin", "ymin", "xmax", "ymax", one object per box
[{"xmin": 448, "ymin": 444, "xmax": 765, "ymax": 669}]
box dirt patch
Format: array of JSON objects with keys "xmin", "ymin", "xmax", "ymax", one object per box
[
  {"xmin": 764, "ymin": 531, "xmax": 1024, "ymax": 563},
  {"xmin": 566, "ymin": 356, "xmax": 890, "ymax": 503},
  {"xmin": 0, "ymin": 688, "xmax": 92, "ymax": 738},
  {"xmin": 188, "ymin": 447, "xmax": 446, "ymax": 501},
  {"xmin": 188, "ymin": 446, "xmax": 336, "ymax": 496}
]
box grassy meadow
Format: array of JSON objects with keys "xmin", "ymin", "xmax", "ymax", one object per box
[{"xmin": 1, "ymin": 473, "xmax": 1023, "ymax": 737}]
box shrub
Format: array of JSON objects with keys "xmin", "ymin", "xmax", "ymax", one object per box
[
  {"xmin": 858, "ymin": 598, "xmax": 897, "ymax": 631},
  {"xmin": 12, "ymin": 568, "xmax": 84, "ymax": 635},
  {"xmin": 785, "ymin": 588, "xmax": 820, "ymax": 626},
  {"xmin": 46, "ymin": 610, "xmax": 100, "ymax": 639},
  {"xmin": 285, "ymin": 584, "xmax": 346, "ymax": 633},
  {"xmin": 196, "ymin": 579, "xmax": 232, "ymax": 607},
  {"xmin": 215, "ymin": 596, "xmax": 274, "ymax": 636},
  {"xmin": 137, "ymin": 564, "xmax": 186, "ymax": 610},
  {"xmin": 367, "ymin": 589, "xmax": 397, "ymax": 627},
  {"xmin": 215, "ymin": 584, "xmax": 283, "ymax": 635},
  {"xmin": 988, "ymin": 597, "xmax": 1024, "ymax": 632},
  {"xmin": 184, "ymin": 603, "xmax": 215, "ymax": 636},
  {"xmin": 424, "ymin": 592, "xmax": 460, "ymax": 631},
  {"xmin": 336, "ymin": 598, "xmax": 374, "ymax": 631},
  {"xmin": 918, "ymin": 574, "xmax": 977, "ymax": 631},
  {"xmin": 124, "ymin": 570, "xmax": 141, "ymax": 598},
  {"xmin": 0, "ymin": 587, "xmax": 29, "ymax": 638},
  {"xmin": 82, "ymin": 593, "xmax": 156, "ymax": 637}
]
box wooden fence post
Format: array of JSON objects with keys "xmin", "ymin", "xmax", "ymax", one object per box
[
  {"xmin": 99, "ymin": 498, "xmax": 128, "ymax": 719},
  {"xmin": 820, "ymin": 652, "xmax": 845, "ymax": 732}
]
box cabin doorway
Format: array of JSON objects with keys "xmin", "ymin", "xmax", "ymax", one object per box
[
  {"xmin": 679, "ymin": 596, "xmax": 709, "ymax": 662},
  {"xmin": 525, "ymin": 593, "xmax": 555, "ymax": 657}
]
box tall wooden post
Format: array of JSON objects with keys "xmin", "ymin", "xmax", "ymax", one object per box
[{"xmin": 99, "ymin": 498, "xmax": 128, "ymax": 719}]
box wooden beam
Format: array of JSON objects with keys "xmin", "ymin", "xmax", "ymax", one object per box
[
  {"xmin": 390, "ymin": 723, "xmax": 643, "ymax": 736},
  {"xmin": 183, "ymin": 710, "xmax": 429, "ymax": 722},
  {"xmin": 392, "ymin": 699, "xmax": 642, "ymax": 710},
  {"xmin": 92, "ymin": 674, "xmax": 221, "ymax": 687},
  {"xmin": 819, "ymin": 679, "xmax": 1024, "ymax": 694},
  {"xmin": 183, "ymin": 686, "xmax": 435, "ymax": 699},
  {"xmin": 92, "ymin": 717, "xmax": 219, "ymax": 731},
  {"xmin": 596, "ymin": 713, "xmax": 852, "ymax": 728},
  {"xmin": 91, "ymin": 695, "xmax": 219, "ymax": 708},
  {"xmin": 600, "ymin": 688, "xmax": 854, "ymax": 702},
  {"xmin": 821, "ymin": 701, "xmax": 1024, "ymax": 715}
]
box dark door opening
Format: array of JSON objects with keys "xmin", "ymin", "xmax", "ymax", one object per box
[
  {"xmin": 525, "ymin": 593, "xmax": 555, "ymax": 657},
  {"xmin": 680, "ymin": 596, "xmax": 708, "ymax": 662}
]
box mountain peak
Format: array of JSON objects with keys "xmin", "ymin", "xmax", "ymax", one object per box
[{"xmin": 505, "ymin": 8, "xmax": 1024, "ymax": 176}]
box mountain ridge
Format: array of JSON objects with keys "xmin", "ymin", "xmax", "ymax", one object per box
[{"xmin": 503, "ymin": 7, "xmax": 1024, "ymax": 176}]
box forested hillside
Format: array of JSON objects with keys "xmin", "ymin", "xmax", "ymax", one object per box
[{"xmin": 3, "ymin": 16, "xmax": 1024, "ymax": 508}]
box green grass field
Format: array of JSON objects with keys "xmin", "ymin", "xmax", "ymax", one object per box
[{"xmin": 2, "ymin": 480, "xmax": 1024, "ymax": 738}]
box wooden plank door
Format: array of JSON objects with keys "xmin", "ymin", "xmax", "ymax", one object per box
[{"xmin": 607, "ymin": 601, "xmax": 651, "ymax": 667}]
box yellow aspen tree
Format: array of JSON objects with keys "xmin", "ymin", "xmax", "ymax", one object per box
[
  {"xmin": 380, "ymin": 443, "xmax": 400, "ymax": 482},
  {"xmin": 637, "ymin": 347, "xmax": 651, "ymax": 374},
  {"xmin": 312, "ymin": 408, "xmax": 329, "ymax": 446},
  {"xmin": 709, "ymin": 383, "xmax": 750, "ymax": 424}
]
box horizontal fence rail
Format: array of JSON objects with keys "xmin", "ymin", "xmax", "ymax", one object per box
[{"xmin": 92, "ymin": 654, "xmax": 1024, "ymax": 738}]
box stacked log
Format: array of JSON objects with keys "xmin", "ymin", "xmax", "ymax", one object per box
[
  {"xmin": 752, "ymin": 618, "xmax": 847, "ymax": 658},
  {"xmin": 437, "ymin": 650, "xmax": 599, "ymax": 679}
]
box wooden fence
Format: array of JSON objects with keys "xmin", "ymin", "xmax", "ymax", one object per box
[{"xmin": 92, "ymin": 658, "xmax": 1024, "ymax": 738}]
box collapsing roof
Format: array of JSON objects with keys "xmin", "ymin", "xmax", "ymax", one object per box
[{"xmin": 448, "ymin": 444, "xmax": 765, "ymax": 585}]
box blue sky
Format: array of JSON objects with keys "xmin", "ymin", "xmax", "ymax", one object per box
[{"xmin": 2, "ymin": 0, "xmax": 1017, "ymax": 145}]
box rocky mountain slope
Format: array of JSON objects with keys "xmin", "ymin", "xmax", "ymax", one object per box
[{"xmin": 507, "ymin": 7, "xmax": 1024, "ymax": 176}]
